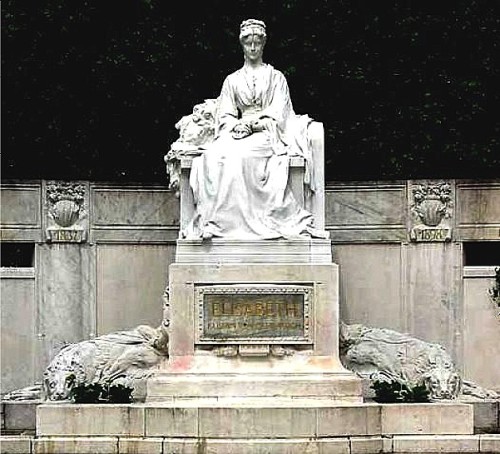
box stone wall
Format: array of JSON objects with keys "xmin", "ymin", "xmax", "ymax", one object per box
[{"xmin": 1, "ymin": 179, "xmax": 499, "ymax": 393}]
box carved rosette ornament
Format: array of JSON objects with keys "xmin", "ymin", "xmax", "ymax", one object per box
[
  {"xmin": 410, "ymin": 182, "xmax": 453, "ymax": 242},
  {"xmin": 46, "ymin": 182, "xmax": 87, "ymax": 243}
]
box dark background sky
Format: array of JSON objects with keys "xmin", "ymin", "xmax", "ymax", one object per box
[{"xmin": 3, "ymin": 0, "xmax": 500, "ymax": 183}]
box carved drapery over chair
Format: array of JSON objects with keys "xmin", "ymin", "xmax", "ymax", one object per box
[{"xmin": 165, "ymin": 100, "xmax": 326, "ymax": 239}]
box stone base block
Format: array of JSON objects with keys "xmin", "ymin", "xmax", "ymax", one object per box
[
  {"xmin": 36, "ymin": 402, "xmax": 474, "ymax": 440},
  {"xmin": 0, "ymin": 436, "xmax": 32, "ymax": 454},
  {"xmin": 160, "ymin": 261, "xmax": 363, "ymax": 404},
  {"xmin": 118, "ymin": 437, "xmax": 163, "ymax": 454},
  {"xmin": 37, "ymin": 405, "xmax": 144, "ymax": 437},
  {"xmin": 33, "ymin": 436, "xmax": 118, "ymax": 454},
  {"xmin": 175, "ymin": 238, "xmax": 333, "ymax": 263},
  {"xmin": 461, "ymin": 397, "xmax": 500, "ymax": 434},
  {"xmin": 350, "ymin": 436, "xmax": 386, "ymax": 454},
  {"xmin": 3, "ymin": 401, "xmax": 40, "ymax": 433},
  {"xmin": 392, "ymin": 434, "xmax": 480, "ymax": 453},
  {"xmin": 381, "ymin": 403, "xmax": 474, "ymax": 435},
  {"xmin": 31, "ymin": 435, "xmax": 497, "ymax": 454},
  {"xmin": 147, "ymin": 369, "xmax": 362, "ymax": 403},
  {"xmin": 163, "ymin": 437, "xmax": 351, "ymax": 454},
  {"xmin": 480, "ymin": 434, "xmax": 500, "ymax": 453}
]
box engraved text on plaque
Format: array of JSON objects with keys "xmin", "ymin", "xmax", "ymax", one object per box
[{"xmin": 195, "ymin": 285, "xmax": 312, "ymax": 344}]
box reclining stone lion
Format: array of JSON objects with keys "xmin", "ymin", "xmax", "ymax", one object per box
[
  {"xmin": 4, "ymin": 321, "xmax": 496, "ymax": 403},
  {"xmin": 42, "ymin": 324, "xmax": 168, "ymax": 401},
  {"xmin": 340, "ymin": 321, "xmax": 497, "ymax": 400}
]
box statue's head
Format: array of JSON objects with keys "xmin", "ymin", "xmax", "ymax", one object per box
[{"xmin": 239, "ymin": 19, "xmax": 266, "ymax": 62}]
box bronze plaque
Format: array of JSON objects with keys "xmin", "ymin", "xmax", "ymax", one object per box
[{"xmin": 195, "ymin": 285, "xmax": 312, "ymax": 344}]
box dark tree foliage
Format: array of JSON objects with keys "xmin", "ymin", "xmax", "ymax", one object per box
[{"xmin": 3, "ymin": 0, "xmax": 500, "ymax": 182}]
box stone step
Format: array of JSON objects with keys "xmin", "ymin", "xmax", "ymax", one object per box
[
  {"xmin": 14, "ymin": 434, "xmax": 500, "ymax": 454},
  {"xmin": 37, "ymin": 402, "xmax": 474, "ymax": 439},
  {"xmin": 175, "ymin": 238, "xmax": 333, "ymax": 263},
  {"xmin": 147, "ymin": 370, "xmax": 362, "ymax": 402}
]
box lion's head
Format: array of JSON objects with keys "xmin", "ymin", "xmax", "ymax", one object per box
[
  {"xmin": 422, "ymin": 367, "xmax": 461, "ymax": 400},
  {"xmin": 43, "ymin": 347, "xmax": 86, "ymax": 401}
]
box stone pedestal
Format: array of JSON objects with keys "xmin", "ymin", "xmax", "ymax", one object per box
[
  {"xmin": 146, "ymin": 240, "xmax": 362, "ymax": 403},
  {"xmin": 33, "ymin": 402, "xmax": 476, "ymax": 454}
]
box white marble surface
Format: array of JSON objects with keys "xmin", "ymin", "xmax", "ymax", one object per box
[
  {"xmin": 95, "ymin": 244, "xmax": 171, "ymax": 334},
  {"xmin": 147, "ymin": 261, "xmax": 362, "ymax": 402},
  {"xmin": 165, "ymin": 263, "xmax": 341, "ymax": 359},
  {"xmin": 175, "ymin": 238, "xmax": 332, "ymax": 263}
]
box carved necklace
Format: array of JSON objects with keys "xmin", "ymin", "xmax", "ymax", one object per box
[{"xmin": 244, "ymin": 65, "xmax": 265, "ymax": 106}]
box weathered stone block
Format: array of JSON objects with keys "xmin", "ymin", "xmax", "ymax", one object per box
[
  {"xmin": 198, "ymin": 407, "xmax": 317, "ymax": 438},
  {"xmin": 469, "ymin": 399, "xmax": 499, "ymax": 433},
  {"xmin": 4, "ymin": 402, "xmax": 38, "ymax": 432},
  {"xmin": 392, "ymin": 435, "xmax": 480, "ymax": 453},
  {"xmin": 33, "ymin": 436, "xmax": 118, "ymax": 454},
  {"xmin": 0, "ymin": 436, "xmax": 32, "ymax": 454},
  {"xmin": 316, "ymin": 439, "xmax": 350, "ymax": 454},
  {"xmin": 480, "ymin": 434, "xmax": 500, "ymax": 453},
  {"xmin": 118, "ymin": 437, "xmax": 163, "ymax": 454},
  {"xmin": 37, "ymin": 405, "xmax": 144, "ymax": 437},
  {"xmin": 145, "ymin": 407, "xmax": 197, "ymax": 437},
  {"xmin": 382, "ymin": 436, "xmax": 393, "ymax": 453},
  {"xmin": 163, "ymin": 438, "xmax": 350, "ymax": 454},
  {"xmin": 316, "ymin": 405, "xmax": 381, "ymax": 436},
  {"xmin": 163, "ymin": 438, "xmax": 199, "ymax": 454},
  {"xmin": 381, "ymin": 403, "xmax": 473, "ymax": 435},
  {"xmin": 350, "ymin": 436, "xmax": 385, "ymax": 454}
]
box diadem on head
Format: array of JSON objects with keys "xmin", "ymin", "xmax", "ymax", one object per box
[{"xmin": 239, "ymin": 19, "xmax": 266, "ymax": 40}]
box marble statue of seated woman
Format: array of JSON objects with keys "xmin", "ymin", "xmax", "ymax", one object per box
[{"xmin": 167, "ymin": 19, "xmax": 327, "ymax": 240}]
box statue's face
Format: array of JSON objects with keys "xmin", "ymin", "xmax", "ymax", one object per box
[{"xmin": 241, "ymin": 34, "xmax": 265, "ymax": 62}]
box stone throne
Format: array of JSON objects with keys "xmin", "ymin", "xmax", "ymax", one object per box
[{"xmin": 148, "ymin": 97, "xmax": 362, "ymax": 403}]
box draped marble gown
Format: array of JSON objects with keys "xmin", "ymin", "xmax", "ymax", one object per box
[{"xmin": 185, "ymin": 63, "xmax": 319, "ymax": 240}]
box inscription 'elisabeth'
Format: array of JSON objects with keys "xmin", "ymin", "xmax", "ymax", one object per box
[{"xmin": 209, "ymin": 300, "xmax": 301, "ymax": 318}]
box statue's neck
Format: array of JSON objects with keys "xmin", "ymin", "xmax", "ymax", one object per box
[{"xmin": 243, "ymin": 59, "xmax": 264, "ymax": 70}]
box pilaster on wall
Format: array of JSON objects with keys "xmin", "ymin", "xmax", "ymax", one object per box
[
  {"xmin": 36, "ymin": 181, "xmax": 96, "ymax": 381},
  {"xmin": 35, "ymin": 243, "xmax": 97, "ymax": 380},
  {"xmin": 404, "ymin": 241, "xmax": 464, "ymax": 368}
]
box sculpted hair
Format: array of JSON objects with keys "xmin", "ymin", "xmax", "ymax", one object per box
[{"xmin": 239, "ymin": 19, "xmax": 267, "ymax": 42}]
